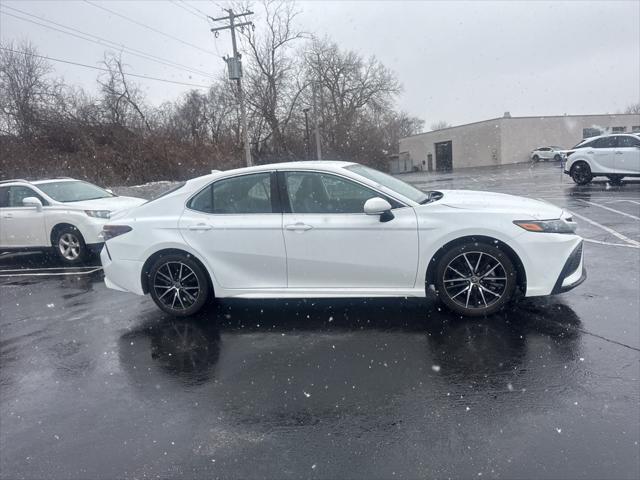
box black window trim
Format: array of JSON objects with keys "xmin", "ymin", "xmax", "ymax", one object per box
[
  {"xmin": 277, "ymin": 169, "xmax": 406, "ymax": 215},
  {"xmin": 185, "ymin": 171, "xmax": 279, "ymax": 215}
]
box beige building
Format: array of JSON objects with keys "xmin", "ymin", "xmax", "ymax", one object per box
[{"xmin": 393, "ymin": 113, "xmax": 640, "ymax": 173}]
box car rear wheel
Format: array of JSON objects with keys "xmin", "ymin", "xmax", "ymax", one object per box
[
  {"xmin": 570, "ymin": 162, "xmax": 592, "ymax": 185},
  {"xmin": 435, "ymin": 242, "xmax": 517, "ymax": 317},
  {"xmin": 53, "ymin": 226, "xmax": 87, "ymax": 265},
  {"xmin": 148, "ymin": 254, "xmax": 210, "ymax": 317}
]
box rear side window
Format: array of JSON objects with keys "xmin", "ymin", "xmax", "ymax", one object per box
[
  {"xmin": 188, "ymin": 173, "xmax": 273, "ymax": 214},
  {"xmin": 0, "ymin": 187, "xmax": 8, "ymax": 207},
  {"xmin": 617, "ymin": 136, "xmax": 640, "ymax": 147}
]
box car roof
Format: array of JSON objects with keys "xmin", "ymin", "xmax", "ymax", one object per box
[{"xmin": 31, "ymin": 178, "xmax": 78, "ymax": 185}]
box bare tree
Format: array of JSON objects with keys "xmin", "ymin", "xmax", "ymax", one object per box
[
  {"xmin": 0, "ymin": 40, "xmax": 53, "ymax": 139},
  {"xmin": 430, "ymin": 120, "xmax": 451, "ymax": 131},
  {"xmin": 624, "ymin": 103, "xmax": 640, "ymax": 114},
  {"xmin": 98, "ymin": 53, "xmax": 150, "ymax": 131},
  {"xmin": 240, "ymin": 0, "xmax": 307, "ymax": 159}
]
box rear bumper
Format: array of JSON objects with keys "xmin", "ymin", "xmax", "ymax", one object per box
[
  {"xmin": 551, "ymin": 241, "xmax": 586, "ymax": 294},
  {"xmin": 100, "ymin": 246, "xmax": 145, "ymax": 295}
]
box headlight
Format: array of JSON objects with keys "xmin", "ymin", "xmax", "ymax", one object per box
[
  {"xmin": 85, "ymin": 210, "xmax": 111, "ymax": 219},
  {"xmin": 513, "ymin": 218, "xmax": 577, "ymax": 234}
]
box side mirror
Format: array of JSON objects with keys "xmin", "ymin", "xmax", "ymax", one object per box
[
  {"xmin": 22, "ymin": 197, "xmax": 43, "ymax": 212},
  {"xmin": 364, "ymin": 197, "xmax": 394, "ymax": 222}
]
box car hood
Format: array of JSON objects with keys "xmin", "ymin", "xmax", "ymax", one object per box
[
  {"xmin": 62, "ymin": 196, "xmax": 146, "ymax": 212},
  {"xmin": 433, "ymin": 190, "xmax": 563, "ymax": 219}
]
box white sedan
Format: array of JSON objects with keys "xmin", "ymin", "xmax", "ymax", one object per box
[
  {"xmin": 101, "ymin": 161, "xmax": 585, "ymax": 317},
  {"xmin": 0, "ymin": 178, "xmax": 145, "ymax": 264}
]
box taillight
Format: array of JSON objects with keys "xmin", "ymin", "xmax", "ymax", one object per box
[{"xmin": 102, "ymin": 225, "xmax": 132, "ymax": 241}]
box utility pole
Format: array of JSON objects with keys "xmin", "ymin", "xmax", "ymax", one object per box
[
  {"xmin": 312, "ymin": 80, "xmax": 322, "ymax": 160},
  {"xmin": 210, "ymin": 9, "xmax": 254, "ymax": 167},
  {"xmin": 302, "ymin": 108, "xmax": 310, "ymax": 160}
]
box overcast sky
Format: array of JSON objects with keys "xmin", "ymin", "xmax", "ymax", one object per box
[{"xmin": 1, "ymin": 0, "xmax": 638, "ymax": 129}]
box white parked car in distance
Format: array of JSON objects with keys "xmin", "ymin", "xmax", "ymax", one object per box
[
  {"xmin": 101, "ymin": 161, "xmax": 585, "ymax": 317},
  {"xmin": 0, "ymin": 178, "xmax": 145, "ymax": 264},
  {"xmin": 564, "ymin": 133, "xmax": 640, "ymax": 185},
  {"xmin": 531, "ymin": 146, "xmax": 565, "ymax": 162}
]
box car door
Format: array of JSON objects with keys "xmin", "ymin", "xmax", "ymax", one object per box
[
  {"xmin": 178, "ymin": 171, "xmax": 287, "ymax": 289},
  {"xmin": 0, "ymin": 185, "xmax": 48, "ymax": 247},
  {"xmin": 614, "ymin": 135, "xmax": 640, "ymax": 174},
  {"xmin": 540, "ymin": 147, "xmax": 551, "ymax": 160},
  {"xmin": 280, "ymin": 170, "xmax": 419, "ymax": 289},
  {"xmin": 588, "ymin": 136, "xmax": 617, "ymax": 172}
]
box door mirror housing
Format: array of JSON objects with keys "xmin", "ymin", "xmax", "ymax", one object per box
[
  {"xmin": 364, "ymin": 197, "xmax": 394, "ymax": 222},
  {"xmin": 22, "ymin": 197, "xmax": 43, "ymax": 211}
]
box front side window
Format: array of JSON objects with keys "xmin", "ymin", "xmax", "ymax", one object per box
[
  {"xmin": 617, "ymin": 135, "xmax": 640, "ymax": 148},
  {"xmin": 285, "ymin": 171, "xmax": 377, "ymax": 214},
  {"xmin": 6, "ymin": 186, "xmax": 47, "ymax": 207},
  {"xmin": 36, "ymin": 181, "xmax": 113, "ymax": 203},
  {"xmin": 189, "ymin": 173, "xmax": 273, "ymax": 214}
]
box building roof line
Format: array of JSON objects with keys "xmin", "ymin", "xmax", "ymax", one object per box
[{"xmin": 403, "ymin": 112, "xmax": 640, "ymax": 140}]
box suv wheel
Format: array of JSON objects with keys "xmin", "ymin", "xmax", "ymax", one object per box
[
  {"xmin": 554, "ymin": 154, "xmax": 562, "ymax": 162},
  {"xmin": 53, "ymin": 226, "xmax": 87, "ymax": 265},
  {"xmin": 570, "ymin": 162, "xmax": 592, "ymax": 185},
  {"xmin": 607, "ymin": 175, "xmax": 623, "ymax": 185},
  {"xmin": 148, "ymin": 254, "xmax": 210, "ymax": 317},
  {"xmin": 532, "ymin": 155, "xmax": 539, "ymax": 163},
  {"xmin": 435, "ymin": 242, "xmax": 517, "ymax": 317}
]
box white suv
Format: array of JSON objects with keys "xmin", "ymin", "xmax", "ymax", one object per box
[
  {"xmin": 530, "ymin": 146, "xmax": 565, "ymax": 162},
  {"xmin": 0, "ymin": 178, "xmax": 145, "ymax": 264},
  {"xmin": 564, "ymin": 133, "xmax": 640, "ymax": 185}
]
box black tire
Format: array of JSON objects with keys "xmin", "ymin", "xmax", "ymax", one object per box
[
  {"xmin": 148, "ymin": 254, "xmax": 210, "ymax": 317},
  {"xmin": 532, "ymin": 155, "xmax": 539, "ymax": 163},
  {"xmin": 554, "ymin": 154, "xmax": 562, "ymax": 162},
  {"xmin": 52, "ymin": 225, "xmax": 87, "ymax": 265},
  {"xmin": 570, "ymin": 161, "xmax": 592, "ymax": 185},
  {"xmin": 607, "ymin": 175, "xmax": 624, "ymax": 185},
  {"xmin": 435, "ymin": 242, "xmax": 517, "ymax": 317}
]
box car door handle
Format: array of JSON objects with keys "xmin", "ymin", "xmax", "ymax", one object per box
[
  {"xmin": 285, "ymin": 222, "xmax": 313, "ymax": 232},
  {"xmin": 188, "ymin": 223, "xmax": 212, "ymax": 231},
  {"xmin": 615, "ymin": 151, "xmax": 623, "ymax": 155}
]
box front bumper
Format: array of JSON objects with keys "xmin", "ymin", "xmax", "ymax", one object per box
[{"xmin": 551, "ymin": 241, "xmax": 586, "ymax": 294}]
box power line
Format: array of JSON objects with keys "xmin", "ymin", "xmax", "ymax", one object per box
[
  {"xmin": 1, "ymin": 5, "xmax": 216, "ymax": 79},
  {"xmin": 0, "ymin": 46, "xmax": 211, "ymax": 88},
  {"xmin": 182, "ymin": 1, "xmax": 211, "ymax": 18},
  {"xmin": 83, "ymin": 0, "xmax": 217, "ymax": 56},
  {"xmin": 170, "ymin": 0, "xmax": 207, "ymax": 20}
]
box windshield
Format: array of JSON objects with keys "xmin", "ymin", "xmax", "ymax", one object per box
[
  {"xmin": 36, "ymin": 181, "xmax": 114, "ymax": 202},
  {"xmin": 345, "ymin": 164, "xmax": 428, "ymax": 203}
]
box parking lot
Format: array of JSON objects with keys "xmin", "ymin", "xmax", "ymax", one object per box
[{"xmin": 1, "ymin": 162, "xmax": 638, "ymax": 479}]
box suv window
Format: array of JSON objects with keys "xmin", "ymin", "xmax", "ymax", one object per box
[
  {"xmin": 4, "ymin": 186, "xmax": 47, "ymax": 207},
  {"xmin": 0, "ymin": 186, "xmax": 8, "ymax": 208},
  {"xmin": 284, "ymin": 171, "xmax": 378, "ymax": 214},
  {"xmin": 188, "ymin": 173, "xmax": 273, "ymax": 214},
  {"xmin": 617, "ymin": 136, "xmax": 640, "ymax": 148},
  {"xmin": 592, "ymin": 136, "xmax": 617, "ymax": 149}
]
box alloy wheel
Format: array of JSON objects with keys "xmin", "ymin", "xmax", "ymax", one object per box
[
  {"xmin": 153, "ymin": 261, "xmax": 201, "ymax": 312},
  {"xmin": 59, "ymin": 233, "xmax": 81, "ymax": 260},
  {"xmin": 442, "ymin": 251, "xmax": 508, "ymax": 309}
]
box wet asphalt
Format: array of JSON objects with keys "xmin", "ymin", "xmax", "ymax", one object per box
[{"xmin": 1, "ymin": 162, "xmax": 639, "ymax": 479}]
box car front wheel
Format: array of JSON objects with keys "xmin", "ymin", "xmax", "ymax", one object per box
[
  {"xmin": 570, "ymin": 162, "xmax": 593, "ymax": 185},
  {"xmin": 435, "ymin": 242, "xmax": 517, "ymax": 317},
  {"xmin": 53, "ymin": 226, "xmax": 87, "ymax": 265},
  {"xmin": 148, "ymin": 254, "xmax": 210, "ymax": 317}
]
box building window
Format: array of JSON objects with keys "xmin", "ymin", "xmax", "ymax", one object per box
[
  {"xmin": 632, "ymin": 126, "xmax": 640, "ymax": 133},
  {"xmin": 611, "ymin": 126, "xmax": 626, "ymax": 133},
  {"xmin": 583, "ymin": 127, "xmax": 601, "ymax": 138}
]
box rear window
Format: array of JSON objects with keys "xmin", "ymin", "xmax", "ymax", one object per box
[{"xmin": 144, "ymin": 182, "xmax": 186, "ymax": 204}]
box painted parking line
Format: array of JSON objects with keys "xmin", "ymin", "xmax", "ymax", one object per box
[
  {"xmin": 0, "ymin": 267, "xmax": 103, "ymax": 277},
  {"xmin": 583, "ymin": 238, "xmax": 640, "ymax": 249},
  {"xmin": 577, "ymin": 200, "xmax": 640, "ymax": 221},
  {"xmin": 0, "ymin": 266, "xmax": 100, "ymax": 273},
  {"xmin": 568, "ymin": 211, "xmax": 640, "ymax": 248}
]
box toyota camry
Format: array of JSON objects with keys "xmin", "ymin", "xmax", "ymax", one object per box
[{"xmin": 100, "ymin": 161, "xmax": 585, "ymax": 317}]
